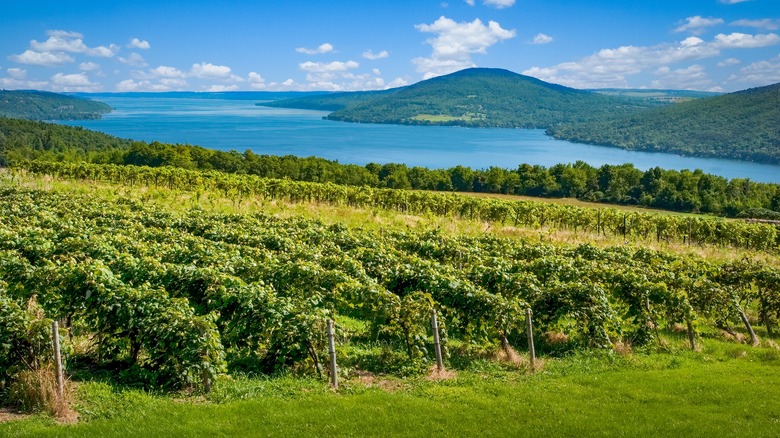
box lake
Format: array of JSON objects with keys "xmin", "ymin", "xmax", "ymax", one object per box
[{"xmin": 60, "ymin": 94, "xmax": 780, "ymax": 183}]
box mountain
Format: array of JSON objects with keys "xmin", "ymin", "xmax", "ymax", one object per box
[
  {"xmin": 548, "ymin": 82, "xmax": 780, "ymax": 164},
  {"xmin": 0, "ymin": 90, "xmax": 112, "ymax": 120},
  {"xmin": 262, "ymin": 68, "xmax": 656, "ymax": 128}
]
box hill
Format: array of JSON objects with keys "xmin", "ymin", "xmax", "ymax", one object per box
[
  {"xmin": 263, "ymin": 68, "xmax": 656, "ymax": 128},
  {"xmin": 0, "ymin": 90, "xmax": 112, "ymax": 120},
  {"xmin": 548, "ymin": 82, "xmax": 780, "ymax": 164}
]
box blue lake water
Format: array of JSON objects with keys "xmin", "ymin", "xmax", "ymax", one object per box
[{"xmin": 60, "ymin": 95, "xmax": 780, "ymax": 183}]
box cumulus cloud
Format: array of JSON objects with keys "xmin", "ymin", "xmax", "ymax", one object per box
[
  {"xmin": 713, "ymin": 32, "xmax": 780, "ymax": 48},
  {"xmin": 531, "ymin": 33, "xmax": 553, "ymax": 45},
  {"xmin": 190, "ymin": 62, "xmax": 243, "ymax": 81},
  {"xmin": 295, "ymin": 43, "xmax": 334, "ymax": 55},
  {"xmin": 116, "ymin": 79, "xmax": 171, "ymax": 92},
  {"xmin": 523, "ymin": 36, "xmax": 720, "ymax": 89},
  {"xmin": 674, "ymin": 16, "xmax": 724, "ymax": 35},
  {"xmin": 30, "ymin": 30, "xmax": 118, "ymax": 57},
  {"xmin": 9, "ymin": 50, "xmax": 74, "ymax": 66},
  {"xmin": 150, "ymin": 65, "xmax": 186, "ymax": 78},
  {"xmin": 247, "ymin": 71, "xmax": 266, "ymax": 89},
  {"xmin": 51, "ymin": 72, "xmax": 101, "ymax": 91},
  {"xmin": 119, "ymin": 52, "xmax": 148, "ymax": 67},
  {"xmin": 80, "ymin": 62, "xmax": 100, "ymax": 71},
  {"xmin": 413, "ymin": 16, "xmax": 516, "ymax": 79},
  {"xmin": 362, "ymin": 50, "xmax": 389, "ymax": 60},
  {"xmin": 206, "ymin": 84, "xmax": 239, "ymax": 92},
  {"xmin": 128, "ymin": 38, "xmax": 151, "ymax": 49},
  {"xmin": 731, "ymin": 53, "xmax": 780, "ymax": 85}
]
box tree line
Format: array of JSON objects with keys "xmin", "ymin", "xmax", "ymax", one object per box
[{"xmin": 2, "ymin": 117, "xmax": 779, "ymax": 218}]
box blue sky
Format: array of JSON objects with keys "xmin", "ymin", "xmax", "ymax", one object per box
[{"xmin": 1, "ymin": 0, "xmax": 778, "ymax": 92}]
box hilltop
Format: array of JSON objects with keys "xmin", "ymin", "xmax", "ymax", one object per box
[
  {"xmin": 0, "ymin": 90, "xmax": 112, "ymax": 120},
  {"xmin": 262, "ymin": 68, "xmax": 655, "ymax": 128},
  {"xmin": 548, "ymin": 82, "xmax": 780, "ymax": 164}
]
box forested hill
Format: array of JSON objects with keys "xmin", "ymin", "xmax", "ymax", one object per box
[
  {"xmin": 263, "ymin": 68, "xmax": 655, "ymax": 128},
  {"xmin": 548, "ymin": 82, "xmax": 780, "ymax": 164},
  {"xmin": 0, "ymin": 90, "xmax": 112, "ymax": 120}
]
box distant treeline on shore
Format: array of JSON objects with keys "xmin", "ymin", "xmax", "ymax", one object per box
[{"xmin": 1, "ymin": 117, "xmax": 779, "ymax": 218}]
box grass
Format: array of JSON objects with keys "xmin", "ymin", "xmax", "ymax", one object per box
[{"xmin": 3, "ymin": 338, "xmax": 779, "ymax": 437}]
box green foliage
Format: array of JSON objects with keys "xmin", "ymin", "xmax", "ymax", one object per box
[
  {"xmin": 269, "ymin": 68, "xmax": 656, "ymax": 128},
  {"xmin": 0, "ymin": 90, "xmax": 111, "ymax": 120},
  {"xmin": 549, "ymin": 82, "xmax": 780, "ymax": 164}
]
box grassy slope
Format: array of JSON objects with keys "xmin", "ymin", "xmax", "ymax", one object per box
[{"xmin": 5, "ymin": 343, "xmax": 780, "ymax": 437}]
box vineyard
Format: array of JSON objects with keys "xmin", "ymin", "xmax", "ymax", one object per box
[
  {"xmin": 14, "ymin": 161, "xmax": 780, "ymax": 251},
  {"xmin": 2, "ymin": 167, "xmax": 779, "ymax": 392}
]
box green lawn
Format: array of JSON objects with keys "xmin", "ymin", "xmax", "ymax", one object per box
[{"xmin": 5, "ymin": 343, "xmax": 779, "ymax": 437}]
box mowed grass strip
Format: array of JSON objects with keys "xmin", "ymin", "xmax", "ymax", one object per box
[{"xmin": 4, "ymin": 354, "xmax": 779, "ymax": 437}]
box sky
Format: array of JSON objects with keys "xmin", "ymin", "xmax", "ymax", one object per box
[{"xmin": 1, "ymin": 0, "xmax": 779, "ymax": 93}]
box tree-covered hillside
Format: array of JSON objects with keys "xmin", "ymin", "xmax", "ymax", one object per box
[
  {"xmin": 0, "ymin": 90, "xmax": 112, "ymax": 120},
  {"xmin": 548, "ymin": 83, "xmax": 780, "ymax": 164},
  {"xmin": 265, "ymin": 68, "xmax": 655, "ymax": 128},
  {"xmin": 259, "ymin": 89, "xmax": 397, "ymax": 112}
]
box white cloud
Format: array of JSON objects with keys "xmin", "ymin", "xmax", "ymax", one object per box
[
  {"xmin": 247, "ymin": 71, "xmax": 266, "ymax": 89},
  {"xmin": 362, "ymin": 50, "xmax": 389, "ymax": 60},
  {"xmin": 651, "ymin": 64, "xmax": 711, "ymax": 90},
  {"xmin": 116, "ymin": 79, "xmax": 171, "ymax": 92},
  {"xmin": 6, "ymin": 68, "xmax": 26, "ymax": 79},
  {"xmin": 51, "ymin": 72, "xmax": 101, "ymax": 91},
  {"xmin": 413, "ymin": 16, "xmax": 516, "ymax": 79},
  {"xmin": 79, "ymin": 61, "xmax": 100, "ymax": 71},
  {"xmin": 484, "ymin": 0, "xmax": 515, "ymax": 8},
  {"xmin": 30, "ymin": 31, "xmax": 118, "ymax": 57},
  {"xmin": 531, "ymin": 33, "xmax": 553, "ymax": 45},
  {"xmin": 190, "ymin": 62, "xmax": 243, "ymax": 81},
  {"xmin": 150, "ymin": 65, "xmax": 186, "ymax": 78},
  {"xmin": 206, "ymin": 84, "xmax": 239, "ymax": 92},
  {"xmin": 128, "ymin": 38, "xmax": 151, "ymax": 49},
  {"xmin": 9, "ymin": 50, "xmax": 74, "ymax": 66},
  {"xmin": 299, "ymin": 60, "xmax": 359, "ymax": 72},
  {"xmin": 523, "ymin": 37, "xmax": 720, "ymax": 89},
  {"xmin": 717, "ymin": 57, "xmax": 741, "ymax": 67},
  {"xmin": 713, "ymin": 32, "xmax": 780, "ymax": 48},
  {"xmin": 295, "ymin": 43, "xmax": 334, "ymax": 55},
  {"xmin": 464, "ymin": 0, "xmax": 475, "ymax": 5},
  {"xmin": 159, "ymin": 78, "xmax": 188, "ymax": 88},
  {"xmin": 387, "ymin": 77, "xmax": 410, "ymax": 88},
  {"xmin": 731, "ymin": 54, "xmax": 780, "ymax": 85},
  {"xmin": 731, "ymin": 19, "xmax": 780, "ymax": 31},
  {"xmin": 0, "ymin": 76, "xmax": 48, "ymax": 90},
  {"xmin": 118, "ymin": 52, "xmax": 148, "ymax": 67},
  {"xmin": 674, "ymin": 16, "xmax": 724, "ymax": 35},
  {"xmin": 720, "ymin": 0, "xmax": 751, "ymax": 3}
]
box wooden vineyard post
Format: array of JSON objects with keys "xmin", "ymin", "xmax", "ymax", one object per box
[
  {"xmin": 203, "ymin": 348, "xmax": 212, "ymax": 394},
  {"xmin": 327, "ymin": 319, "xmax": 338, "ymax": 389},
  {"xmin": 685, "ymin": 319, "xmax": 696, "ymax": 351},
  {"xmin": 431, "ymin": 309, "xmax": 444, "ymax": 372},
  {"xmin": 526, "ymin": 309, "xmax": 536, "ymax": 371},
  {"xmin": 51, "ymin": 321, "xmax": 65, "ymax": 399}
]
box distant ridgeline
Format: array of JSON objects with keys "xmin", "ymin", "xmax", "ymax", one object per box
[
  {"xmin": 0, "ymin": 90, "xmax": 112, "ymax": 120},
  {"xmin": 262, "ymin": 68, "xmax": 780, "ymax": 165},
  {"xmin": 2, "ymin": 117, "xmax": 779, "ymax": 219}
]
